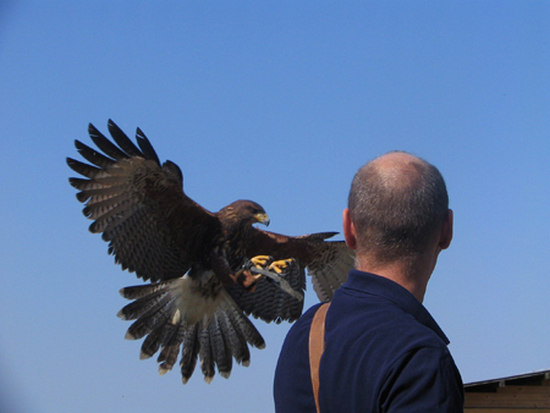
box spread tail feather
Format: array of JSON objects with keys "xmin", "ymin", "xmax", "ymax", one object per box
[{"xmin": 118, "ymin": 272, "xmax": 265, "ymax": 383}]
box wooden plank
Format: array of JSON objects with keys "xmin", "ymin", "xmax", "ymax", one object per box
[
  {"xmin": 465, "ymin": 392, "xmax": 550, "ymax": 408},
  {"xmin": 498, "ymin": 385, "xmax": 550, "ymax": 394}
]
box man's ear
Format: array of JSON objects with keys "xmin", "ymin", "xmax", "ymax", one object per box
[
  {"xmin": 343, "ymin": 208, "xmax": 357, "ymax": 250},
  {"xmin": 439, "ymin": 209, "xmax": 453, "ymax": 250}
]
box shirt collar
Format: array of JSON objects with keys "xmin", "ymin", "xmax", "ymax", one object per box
[{"xmin": 341, "ymin": 269, "xmax": 450, "ymax": 345}]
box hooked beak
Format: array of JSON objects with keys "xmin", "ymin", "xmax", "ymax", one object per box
[{"xmin": 254, "ymin": 212, "xmax": 270, "ymax": 227}]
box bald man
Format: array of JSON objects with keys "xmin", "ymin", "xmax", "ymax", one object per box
[{"xmin": 274, "ymin": 152, "xmax": 464, "ymax": 412}]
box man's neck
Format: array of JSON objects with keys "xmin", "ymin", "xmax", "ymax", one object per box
[{"xmin": 355, "ymin": 256, "xmax": 433, "ymax": 303}]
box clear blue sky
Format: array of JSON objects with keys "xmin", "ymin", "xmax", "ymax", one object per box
[{"xmin": 1, "ymin": 2, "xmax": 549, "ymax": 412}]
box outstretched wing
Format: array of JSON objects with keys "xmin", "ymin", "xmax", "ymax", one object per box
[
  {"xmin": 305, "ymin": 238, "xmax": 354, "ymax": 301},
  {"xmin": 243, "ymin": 230, "xmax": 355, "ymax": 305},
  {"xmin": 67, "ymin": 120, "xmax": 221, "ymax": 282}
]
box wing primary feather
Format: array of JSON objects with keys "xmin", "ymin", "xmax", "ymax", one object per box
[
  {"xmin": 88, "ymin": 123, "xmax": 128, "ymax": 160},
  {"xmin": 74, "ymin": 139, "xmax": 115, "ymax": 168},
  {"xmin": 300, "ymin": 231, "xmax": 338, "ymax": 240},
  {"xmin": 135, "ymin": 128, "xmax": 161, "ymax": 165},
  {"xmin": 66, "ymin": 157, "xmax": 101, "ymax": 178},
  {"xmin": 68, "ymin": 177, "xmax": 97, "ymax": 190},
  {"xmin": 107, "ymin": 119, "xmax": 142, "ymax": 157}
]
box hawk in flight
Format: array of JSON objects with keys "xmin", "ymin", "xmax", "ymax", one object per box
[{"xmin": 67, "ymin": 120, "xmax": 353, "ymax": 383}]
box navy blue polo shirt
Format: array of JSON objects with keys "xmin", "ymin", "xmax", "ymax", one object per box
[{"xmin": 274, "ymin": 270, "xmax": 463, "ymax": 412}]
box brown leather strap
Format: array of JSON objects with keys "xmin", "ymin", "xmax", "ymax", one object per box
[{"xmin": 308, "ymin": 302, "xmax": 331, "ymax": 413}]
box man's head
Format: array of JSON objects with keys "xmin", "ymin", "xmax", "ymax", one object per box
[{"xmin": 344, "ymin": 151, "xmax": 452, "ymax": 276}]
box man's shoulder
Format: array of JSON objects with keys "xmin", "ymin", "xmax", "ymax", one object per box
[
  {"xmin": 319, "ymin": 293, "xmax": 462, "ymax": 412},
  {"xmin": 326, "ymin": 290, "xmax": 450, "ymax": 368},
  {"xmin": 331, "ymin": 276, "xmax": 450, "ymax": 349},
  {"xmin": 390, "ymin": 310, "xmax": 450, "ymax": 350}
]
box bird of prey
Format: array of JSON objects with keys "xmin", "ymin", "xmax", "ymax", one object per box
[{"xmin": 67, "ymin": 120, "xmax": 354, "ymax": 383}]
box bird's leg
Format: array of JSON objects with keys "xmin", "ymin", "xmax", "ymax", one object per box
[
  {"xmin": 233, "ymin": 268, "xmax": 263, "ymax": 290},
  {"xmin": 209, "ymin": 253, "xmax": 261, "ymax": 290},
  {"xmin": 231, "ymin": 255, "xmax": 273, "ymax": 291},
  {"xmin": 231, "ymin": 255, "xmax": 276, "ymax": 291},
  {"xmin": 232, "ymin": 256, "xmax": 298, "ymax": 293}
]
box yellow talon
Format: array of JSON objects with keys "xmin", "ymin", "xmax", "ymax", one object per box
[
  {"xmin": 268, "ymin": 258, "xmax": 295, "ymax": 274},
  {"xmin": 250, "ymin": 255, "xmax": 273, "ymax": 268}
]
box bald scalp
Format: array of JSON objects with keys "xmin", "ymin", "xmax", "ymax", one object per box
[{"xmin": 348, "ymin": 151, "xmax": 448, "ymax": 264}]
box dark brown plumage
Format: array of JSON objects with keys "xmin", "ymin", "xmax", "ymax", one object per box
[{"xmin": 67, "ymin": 120, "xmax": 354, "ymax": 383}]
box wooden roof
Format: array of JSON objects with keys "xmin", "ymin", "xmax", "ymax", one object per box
[{"xmin": 465, "ymin": 369, "xmax": 550, "ymax": 412}]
